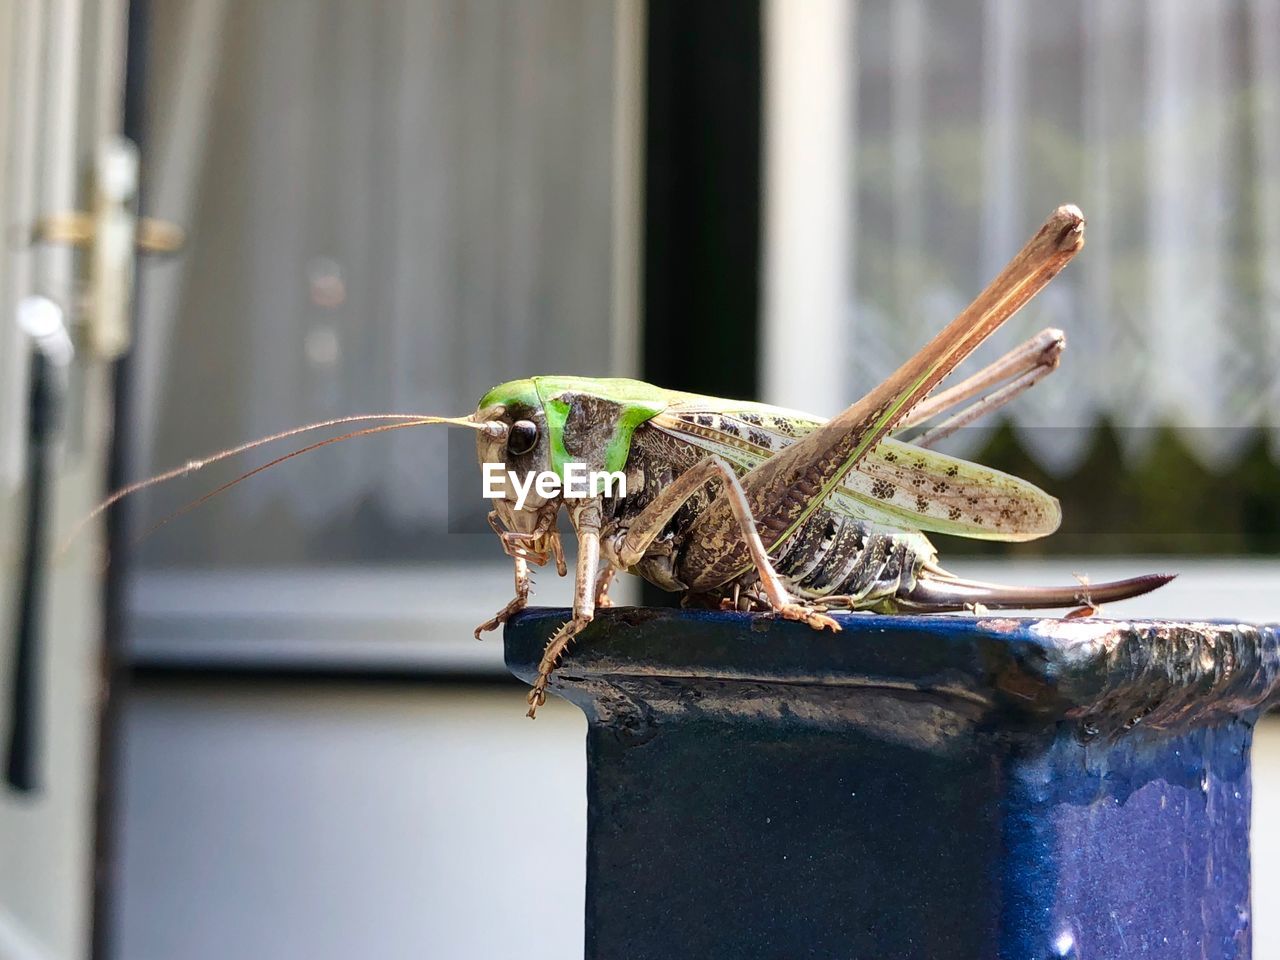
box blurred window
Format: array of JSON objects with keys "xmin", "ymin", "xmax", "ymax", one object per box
[
  {"xmin": 132, "ymin": 0, "xmax": 635, "ymax": 569},
  {"xmin": 126, "ymin": 0, "xmax": 640, "ymax": 668},
  {"xmin": 765, "ymin": 0, "xmax": 1280, "ymax": 553}
]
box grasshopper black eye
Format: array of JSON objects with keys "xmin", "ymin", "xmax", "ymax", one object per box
[{"xmin": 507, "ymin": 420, "xmax": 539, "ymax": 456}]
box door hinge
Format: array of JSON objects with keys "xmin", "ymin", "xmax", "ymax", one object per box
[{"xmin": 30, "ymin": 137, "xmax": 183, "ymax": 359}]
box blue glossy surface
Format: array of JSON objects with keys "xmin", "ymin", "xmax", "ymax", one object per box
[{"xmin": 506, "ymin": 609, "xmax": 1280, "ymax": 960}]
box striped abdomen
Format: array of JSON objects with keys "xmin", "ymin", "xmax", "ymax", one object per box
[{"xmin": 768, "ymin": 507, "xmax": 936, "ymax": 607}]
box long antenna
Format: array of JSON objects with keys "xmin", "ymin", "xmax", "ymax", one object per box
[
  {"xmin": 130, "ymin": 419, "xmax": 447, "ymax": 548},
  {"xmin": 61, "ymin": 412, "xmax": 499, "ymax": 555}
]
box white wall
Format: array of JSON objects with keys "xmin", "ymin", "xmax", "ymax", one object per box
[{"xmin": 115, "ymin": 682, "xmax": 587, "ymax": 960}]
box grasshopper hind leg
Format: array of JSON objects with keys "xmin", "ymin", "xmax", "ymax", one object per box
[{"xmin": 616, "ymin": 456, "xmax": 840, "ymax": 633}]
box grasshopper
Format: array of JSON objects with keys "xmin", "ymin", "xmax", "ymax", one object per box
[
  {"xmin": 465, "ymin": 206, "xmax": 1170, "ymax": 715},
  {"xmin": 88, "ymin": 205, "xmax": 1169, "ymax": 717}
]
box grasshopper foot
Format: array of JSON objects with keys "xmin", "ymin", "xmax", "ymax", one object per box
[
  {"xmin": 473, "ymin": 597, "xmax": 528, "ymax": 640},
  {"xmin": 526, "ymin": 680, "xmax": 549, "ymax": 719},
  {"xmin": 777, "ymin": 603, "xmax": 841, "ymax": 633},
  {"xmin": 524, "ymin": 615, "xmax": 591, "ymax": 718}
]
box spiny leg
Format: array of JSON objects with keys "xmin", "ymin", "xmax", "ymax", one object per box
[
  {"xmin": 473, "ymin": 554, "xmax": 531, "ymax": 639},
  {"xmin": 896, "ymin": 327, "xmax": 1065, "ymax": 446},
  {"xmin": 527, "ymin": 501, "xmax": 602, "ymax": 718},
  {"xmin": 476, "ymin": 508, "xmax": 559, "ymax": 639},
  {"xmin": 615, "ymin": 456, "xmax": 838, "ymax": 632}
]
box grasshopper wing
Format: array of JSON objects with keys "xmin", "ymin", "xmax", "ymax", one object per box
[
  {"xmin": 841, "ymin": 436, "xmax": 1059, "ymax": 541},
  {"xmin": 651, "ymin": 402, "xmax": 1060, "ymax": 542}
]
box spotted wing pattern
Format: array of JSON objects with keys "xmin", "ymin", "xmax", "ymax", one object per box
[{"xmin": 650, "ymin": 400, "xmax": 1060, "ymax": 542}]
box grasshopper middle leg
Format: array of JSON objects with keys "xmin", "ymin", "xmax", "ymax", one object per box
[{"xmin": 527, "ymin": 501, "xmax": 603, "ymax": 718}]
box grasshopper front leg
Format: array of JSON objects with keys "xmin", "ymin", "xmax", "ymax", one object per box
[
  {"xmin": 475, "ymin": 510, "xmax": 567, "ymax": 640},
  {"xmin": 473, "ymin": 555, "xmax": 531, "ymax": 639},
  {"xmin": 527, "ymin": 500, "xmax": 604, "ymax": 718}
]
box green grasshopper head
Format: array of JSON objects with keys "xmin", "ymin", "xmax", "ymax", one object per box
[
  {"xmin": 471, "ymin": 376, "xmax": 670, "ymax": 538},
  {"xmin": 472, "ymin": 378, "xmax": 558, "ymax": 535}
]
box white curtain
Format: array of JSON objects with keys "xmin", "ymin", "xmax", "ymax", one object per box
[
  {"xmin": 134, "ymin": 0, "xmax": 625, "ymax": 556},
  {"xmin": 779, "ymin": 0, "xmax": 1280, "ymax": 475}
]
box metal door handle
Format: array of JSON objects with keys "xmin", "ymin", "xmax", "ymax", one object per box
[{"xmin": 30, "ymin": 137, "xmax": 183, "ymax": 360}]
